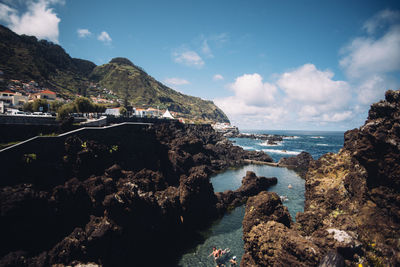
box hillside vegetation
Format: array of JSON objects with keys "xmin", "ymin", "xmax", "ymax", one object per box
[{"xmin": 0, "ymin": 25, "xmax": 229, "ymax": 123}]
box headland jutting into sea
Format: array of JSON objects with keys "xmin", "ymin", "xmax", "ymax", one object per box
[{"xmin": 1, "ymin": 90, "xmax": 400, "ymax": 266}]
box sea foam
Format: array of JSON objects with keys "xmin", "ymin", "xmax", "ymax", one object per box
[
  {"xmin": 262, "ymin": 149, "xmax": 300, "ymax": 155},
  {"xmin": 283, "ymin": 136, "xmax": 300, "ymax": 139},
  {"xmin": 240, "ymin": 145, "xmax": 255, "ymax": 150},
  {"xmin": 259, "ymin": 141, "xmax": 283, "ymax": 147}
]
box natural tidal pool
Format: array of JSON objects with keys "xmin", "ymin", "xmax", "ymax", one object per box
[{"xmin": 178, "ymin": 164, "xmax": 305, "ymax": 266}]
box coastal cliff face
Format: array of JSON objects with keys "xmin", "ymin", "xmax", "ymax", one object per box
[
  {"xmin": 241, "ymin": 90, "xmax": 400, "ymax": 266},
  {"xmin": 0, "ymin": 122, "xmax": 273, "ymax": 266}
]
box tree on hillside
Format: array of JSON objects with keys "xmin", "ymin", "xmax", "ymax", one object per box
[
  {"xmin": 50, "ymin": 100, "xmax": 64, "ymax": 112},
  {"xmin": 23, "ymin": 102, "xmax": 33, "ymax": 112},
  {"xmin": 57, "ymin": 103, "xmax": 75, "ymax": 121},
  {"xmin": 32, "ymin": 99, "xmax": 49, "ymax": 112},
  {"xmin": 119, "ymin": 106, "xmax": 127, "ymax": 117},
  {"xmin": 94, "ymin": 104, "xmax": 106, "ymax": 114},
  {"xmin": 74, "ymin": 97, "xmax": 92, "ymax": 113}
]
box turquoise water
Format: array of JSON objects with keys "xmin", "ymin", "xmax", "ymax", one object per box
[
  {"xmin": 178, "ymin": 130, "xmax": 344, "ymax": 266},
  {"xmin": 232, "ymin": 130, "xmax": 344, "ymax": 162},
  {"xmin": 178, "ymin": 165, "xmax": 305, "ymax": 266}
]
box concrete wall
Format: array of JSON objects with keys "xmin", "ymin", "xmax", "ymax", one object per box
[{"xmin": 106, "ymin": 115, "xmax": 177, "ymax": 124}]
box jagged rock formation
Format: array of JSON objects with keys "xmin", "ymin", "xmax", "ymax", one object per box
[
  {"xmin": 278, "ymin": 151, "xmax": 314, "ymax": 178},
  {"xmin": 230, "ymin": 132, "xmax": 284, "ymax": 143},
  {"xmin": 0, "ymin": 121, "xmax": 274, "ymax": 266},
  {"xmin": 241, "ymin": 90, "xmax": 400, "ymax": 266},
  {"xmin": 215, "ymin": 171, "xmax": 277, "ymax": 213}
]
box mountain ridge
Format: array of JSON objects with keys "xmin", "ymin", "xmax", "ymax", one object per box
[{"xmin": 0, "ymin": 25, "xmax": 229, "ymax": 123}]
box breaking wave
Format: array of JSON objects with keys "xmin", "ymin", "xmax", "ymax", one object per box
[
  {"xmin": 283, "ymin": 136, "xmax": 300, "ymax": 139},
  {"xmin": 259, "ymin": 141, "xmax": 283, "ymax": 147},
  {"xmin": 262, "ymin": 149, "xmax": 301, "ymax": 155}
]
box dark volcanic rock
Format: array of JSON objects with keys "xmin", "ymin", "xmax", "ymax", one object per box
[
  {"xmin": 242, "ymin": 191, "xmax": 291, "ymax": 234},
  {"xmin": 241, "ymin": 89, "xmax": 400, "ymax": 266},
  {"xmin": 233, "ymin": 132, "xmax": 284, "ymax": 142},
  {"xmin": 0, "ymin": 121, "xmax": 275, "ymax": 266},
  {"xmin": 278, "ymin": 151, "xmax": 314, "ymax": 178},
  {"xmin": 215, "ymin": 171, "xmax": 277, "ymax": 213},
  {"xmin": 241, "ymin": 221, "xmax": 321, "ymax": 267},
  {"xmin": 241, "ymin": 191, "xmax": 319, "ymax": 267}
]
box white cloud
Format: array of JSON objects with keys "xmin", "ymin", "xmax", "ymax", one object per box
[
  {"xmin": 215, "ymin": 64, "xmax": 354, "ymax": 129},
  {"xmin": 77, "ymin": 28, "xmax": 91, "ymax": 38},
  {"xmin": 164, "ymin": 77, "xmax": 190, "ymax": 86},
  {"xmin": 357, "ymin": 75, "xmax": 388, "ymax": 105},
  {"xmin": 277, "ymin": 64, "xmax": 350, "ymax": 107},
  {"xmin": 215, "ymin": 96, "xmax": 287, "ymax": 123},
  {"xmin": 213, "ymin": 74, "xmax": 224, "ymax": 81},
  {"xmin": 201, "ymin": 39, "xmax": 213, "ymax": 58},
  {"xmin": 298, "ymin": 105, "xmax": 319, "ymax": 120},
  {"xmin": 214, "ymin": 73, "xmax": 286, "ymax": 129},
  {"xmin": 322, "ymin": 111, "xmax": 353, "ymax": 122},
  {"xmin": 216, "ymin": 10, "xmax": 400, "ymax": 130},
  {"xmin": 0, "ymin": 0, "xmax": 62, "ymax": 43},
  {"xmin": 363, "ymin": 9, "xmax": 400, "ymax": 34},
  {"xmin": 0, "ymin": 3, "xmax": 16, "ymax": 23},
  {"xmin": 339, "ymin": 9, "xmax": 400, "ymax": 110},
  {"xmin": 229, "ymin": 73, "xmax": 277, "ymax": 107},
  {"xmin": 97, "ymin": 31, "xmax": 112, "ymax": 43},
  {"xmin": 340, "ymin": 25, "xmax": 400, "ymax": 78},
  {"xmin": 173, "ymin": 50, "xmax": 204, "ymax": 67},
  {"xmin": 199, "ymin": 33, "xmax": 228, "ymax": 58},
  {"xmin": 211, "ymin": 33, "xmax": 229, "ymax": 45},
  {"xmin": 276, "ymin": 64, "xmax": 352, "ymax": 123}
]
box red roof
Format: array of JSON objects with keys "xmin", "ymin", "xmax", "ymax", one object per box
[
  {"xmin": 41, "ymin": 90, "xmax": 56, "ymax": 95},
  {"xmin": 0, "ymin": 90, "xmax": 15, "ymax": 94}
]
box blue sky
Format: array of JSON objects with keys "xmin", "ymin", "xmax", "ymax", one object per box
[{"xmin": 1, "ymin": 0, "xmax": 400, "ymax": 130}]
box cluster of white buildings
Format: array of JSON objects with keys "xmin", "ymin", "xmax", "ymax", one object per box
[
  {"xmin": 1, "ymin": 76, "xmax": 185, "ymax": 122},
  {"xmin": 212, "ymin": 122, "xmax": 239, "ymax": 134},
  {"xmin": 0, "ymin": 89, "xmax": 62, "ymax": 113},
  {"xmin": 104, "ymin": 107, "xmax": 175, "ymax": 120},
  {"xmin": 0, "ymin": 77, "xmax": 124, "ymax": 113}
]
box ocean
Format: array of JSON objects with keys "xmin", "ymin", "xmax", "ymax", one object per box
[
  {"xmin": 178, "ymin": 130, "xmax": 345, "ymax": 267},
  {"xmin": 231, "ymin": 130, "xmax": 345, "ymax": 162}
]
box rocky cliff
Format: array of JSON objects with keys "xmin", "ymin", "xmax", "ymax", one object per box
[
  {"xmin": 0, "ymin": 121, "xmax": 273, "ymax": 266},
  {"xmin": 241, "ymin": 90, "xmax": 400, "ymax": 266}
]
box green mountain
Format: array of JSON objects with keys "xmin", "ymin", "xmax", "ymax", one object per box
[
  {"xmin": 0, "ymin": 25, "xmax": 229, "ymax": 123},
  {"xmin": 0, "ymin": 25, "xmax": 95, "ymax": 96}
]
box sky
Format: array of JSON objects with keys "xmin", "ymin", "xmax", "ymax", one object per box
[{"xmin": 0, "ymin": 0, "xmax": 400, "ymax": 130}]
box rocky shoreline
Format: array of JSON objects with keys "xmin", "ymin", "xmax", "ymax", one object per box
[
  {"xmin": 224, "ymin": 132, "xmax": 286, "ymax": 146},
  {"xmin": 241, "ymin": 90, "xmax": 400, "ymax": 266},
  {"xmin": 0, "ymin": 121, "xmax": 276, "ymax": 266}
]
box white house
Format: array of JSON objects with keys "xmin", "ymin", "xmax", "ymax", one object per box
[
  {"xmin": 105, "ymin": 108, "xmax": 120, "ymax": 116},
  {"xmin": 32, "ymin": 90, "xmax": 57, "ymax": 101},
  {"xmin": 135, "ymin": 108, "xmax": 147, "ymax": 117},
  {"xmin": 146, "ymin": 107, "xmax": 160, "ymax": 117},
  {"xmin": 0, "ymin": 90, "xmax": 28, "ymax": 107}
]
